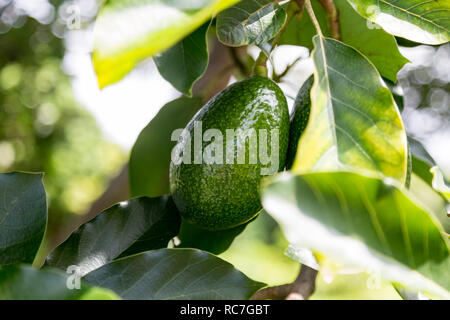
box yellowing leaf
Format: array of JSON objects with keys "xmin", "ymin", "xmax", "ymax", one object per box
[{"xmin": 93, "ymin": 0, "xmax": 240, "ymax": 88}]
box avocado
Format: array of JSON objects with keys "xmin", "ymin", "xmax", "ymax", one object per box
[
  {"xmin": 286, "ymin": 76, "xmax": 313, "ymax": 170},
  {"xmin": 170, "ymin": 76, "xmax": 289, "ymax": 230}
]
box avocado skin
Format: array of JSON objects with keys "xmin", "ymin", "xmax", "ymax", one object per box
[
  {"xmin": 286, "ymin": 76, "xmax": 313, "ymax": 170},
  {"xmin": 170, "ymin": 77, "xmax": 289, "ymax": 230}
]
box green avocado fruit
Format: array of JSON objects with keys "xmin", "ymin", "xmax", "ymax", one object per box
[
  {"xmin": 170, "ymin": 76, "xmax": 289, "ymax": 230},
  {"xmin": 286, "ymin": 76, "xmax": 313, "ymax": 170}
]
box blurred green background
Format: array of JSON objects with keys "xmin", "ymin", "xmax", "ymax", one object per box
[{"xmin": 0, "ymin": 0, "xmax": 448, "ymax": 299}]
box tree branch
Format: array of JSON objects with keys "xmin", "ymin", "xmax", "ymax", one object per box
[
  {"xmin": 228, "ymin": 47, "xmax": 250, "ymax": 78},
  {"xmin": 317, "ymin": 0, "xmax": 341, "ymax": 40},
  {"xmin": 272, "ymin": 56, "xmax": 302, "ymax": 82},
  {"xmin": 251, "ymin": 265, "xmax": 318, "ymax": 300}
]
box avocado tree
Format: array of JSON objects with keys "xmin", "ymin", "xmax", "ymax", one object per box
[{"xmin": 1, "ymin": 0, "xmax": 449, "ymax": 300}]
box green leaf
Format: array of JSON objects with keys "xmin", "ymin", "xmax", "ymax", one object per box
[
  {"xmin": 280, "ymin": 0, "xmax": 408, "ymax": 82},
  {"xmin": 216, "ymin": 0, "xmax": 287, "ymax": 46},
  {"xmin": 0, "ymin": 172, "xmax": 47, "ymax": 266},
  {"xmin": 292, "ymin": 36, "xmax": 407, "ymax": 184},
  {"xmin": 431, "ymin": 166, "xmax": 450, "ymax": 202},
  {"xmin": 130, "ymin": 97, "xmax": 202, "ymax": 197},
  {"xmin": 154, "ymin": 22, "xmax": 210, "ymax": 96},
  {"xmin": 261, "ymin": 171, "xmax": 450, "ymax": 298},
  {"xmin": 409, "ymin": 136, "xmax": 435, "ymax": 185},
  {"xmin": 346, "ymin": 0, "xmax": 450, "ymax": 45},
  {"xmin": 93, "ymin": 0, "xmax": 240, "ymax": 88},
  {"xmin": 177, "ymin": 217, "xmax": 251, "ymax": 255},
  {"xmin": 0, "ymin": 265, "xmax": 120, "ymax": 300},
  {"xmin": 84, "ymin": 248, "xmax": 265, "ymax": 299},
  {"xmin": 47, "ymin": 196, "xmax": 181, "ymax": 276},
  {"xmin": 407, "ymin": 137, "xmax": 449, "ymax": 204},
  {"xmin": 405, "ymin": 139, "xmax": 450, "ymax": 235}
]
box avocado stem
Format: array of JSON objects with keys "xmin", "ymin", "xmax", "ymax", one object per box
[{"xmin": 252, "ymin": 51, "xmax": 269, "ymax": 77}]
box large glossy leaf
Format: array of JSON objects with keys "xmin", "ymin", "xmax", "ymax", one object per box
[
  {"xmin": 216, "ymin": 0, "xmax": 287, "ymax": 46},
  {"xmin": 93, "ymin": 0, "xmax": 240, "ymax": 88},
  {"xmin": 0, "ymin": 265, "xmax": 120, "ymax": 300},
  {"xmin": 130, "ymin": 97, "xmax": 202, "ymax": 197},
  {"xmin": 292, "ymin": 36, "xmax": 407, "ymax": 184},
  {"xmin": 280, "ymin": 0, "xmax": 408, "ymax": 82},
  {"xmin": 84, "ymin": 248, "xmax": 265, "ymax": 299},
  {"xmin": 47, "ymin": 196, "xmax": 181, "ymax": 276},
  {"xmin": 261, "ymin": 171, "xmax": 450, "ymax": 298},
  {"xmin": 0, "ymin": 172, "xmax": 47, "ymax": 266},
  {"xmin": 154, "ymin": 23, "xmax": 209, "ymax": 96},
  {"xmin": 346, "ymin": 0, "xmax": 450, "ymax": 45}
]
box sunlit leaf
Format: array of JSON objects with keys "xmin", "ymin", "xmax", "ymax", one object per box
[
  {"xmin": 154, "ymin": 23, "xmax": 210, "ymax": 96},
  {"xmin": 280, "ymin": 0, "xmax": 409, "ymax": 82},
  {"xmin": 84, "ymin": 248, "xmax": 265, "ymax": 299},
  {"xmin": 93, "ymin": 0, "xmax": 240, "ymax": 88},
  {"xmin": 346, "ymin": 0, "xmax": 450, "ymax": 45},
  {"xmin": 47, "ymin": 196, "xmax": 181, "ymax": 276},
  {"xmin": 130, "ymin": 97, "xmax": 202, "ymax": 197},
  {"xmin": 0, "ymin": 172, "xmax": 46, "ymax": 266},
  {"xmin": 292, "ymin": 36, "xmax": 407, "ymax": 183},
  {"xmin": 262, "ymin": 171, "xmax": 450, "ymax": 298},
  {"xmin": 216, "ymin": 0, "xmax": 287, "ymax": 46},
  {"xmin": 0, "ymin": 265, "xmax": 120, "ymax": 300}
]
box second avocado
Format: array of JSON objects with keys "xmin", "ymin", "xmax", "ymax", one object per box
[
  {"xmin": 170, "ymin": 77, "xmax": 289, "ymax": 230},
  {"xmin": 286, "ymin": 76, "xmax": 313, "ymax": 170}
]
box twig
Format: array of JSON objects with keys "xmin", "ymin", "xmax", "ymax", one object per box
[
  {"xmin": 199, "ymin": 64, "xmax": 235, "ymax": 99},
  {"xmin": 317, "ymin": 0, "xmax": 341, "ymax": 40},
  {"xmin": 251, "ymin": 265, "xmax": 318, "ymax": 300},
  {"xmin": 304, "ymin": 0, "xmax": 323, "ymax": 37},
  {"xmin": 272, "ymin": 56, "xmax": 302, "ymax": 82}
]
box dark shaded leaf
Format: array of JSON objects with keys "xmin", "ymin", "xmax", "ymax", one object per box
[
  {"xmin": 47, "ymin": 196, "xmax": 181, "ymax": 276},
  {"xmin": 0, "ymin": 265, "xmax": 119, "ymax": 300},
  {"xmin": 155, "ymin": 23, "xmax": 209, "ymax": 96},
  {"xmin": 84, "ymin": 248, "xmax": 265, "ymax": 299},
  {"xmin": 409, "ymin": 136, "xmax": 435, "ymax": 185},
  {"xmin": 177, "ymin": 217, "xmax": 251, "ymax": 255},
  {"xmin": 0, "ymin": 172, "xmax": 46, "ymax": 266},
  {"xmin": 130, "ymin": 97, "xmax": 202, "ymax": 197}
]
